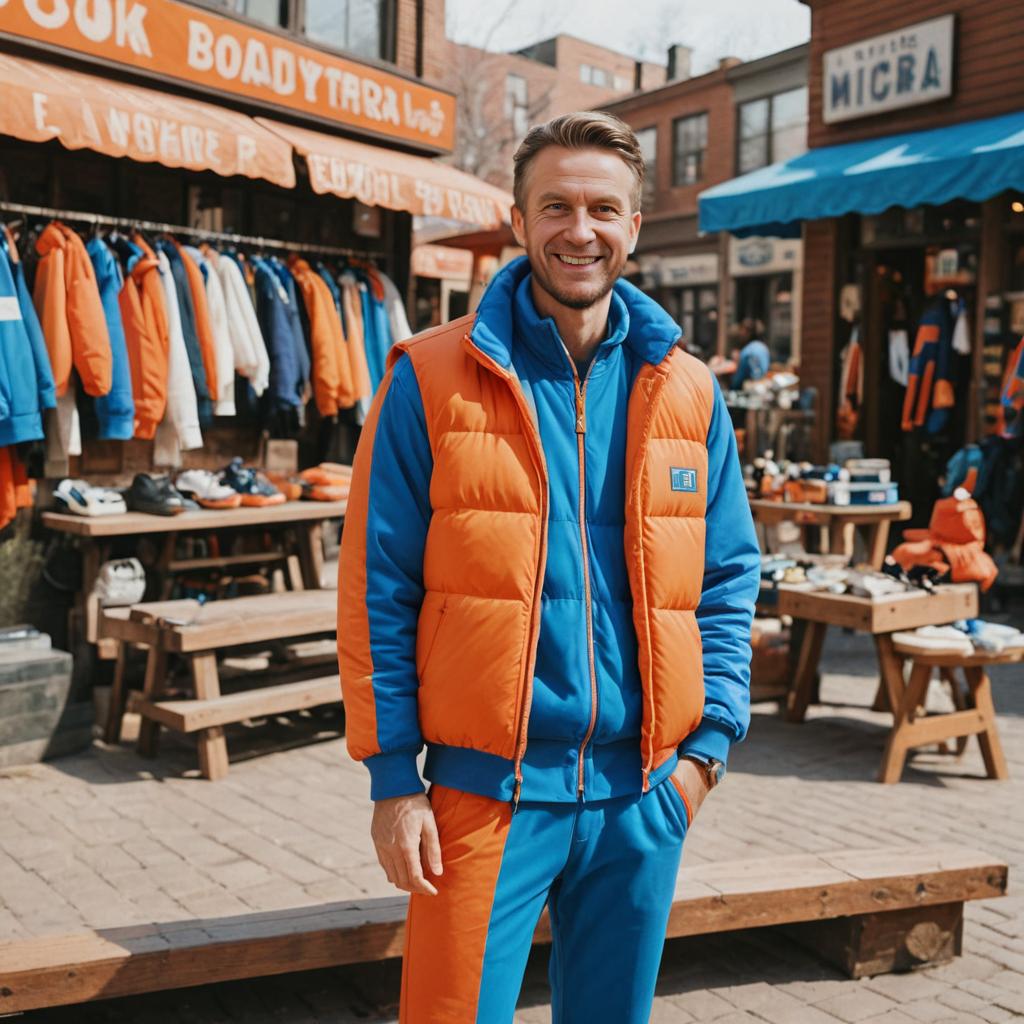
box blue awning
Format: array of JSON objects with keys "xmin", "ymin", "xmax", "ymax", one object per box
[{"xmin": 699, "ymin": 109, "xmax": 1024, "ymax": 237}]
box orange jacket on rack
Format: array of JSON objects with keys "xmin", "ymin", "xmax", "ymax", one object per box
[
  {"xmin": 107, "ymin": 235, "xmax": 170, "ymax": 439},
  {"xmin": 32, "ymin": 222, "xmax": 112, "ymax": 397},
  {"xmin": 175, "ymin": 242, "xmax": 218, "ymax": 403},
  {"xmin": 289, "ymin": 257, "xmax": 355, "ymax": 415}
]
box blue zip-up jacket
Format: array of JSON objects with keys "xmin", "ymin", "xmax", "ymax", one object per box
[
  {"xmin": 359, "ymin": 259, "xmax": 760, "ymax": 802},
  {"xmin": 86, "ymin": 238, "xmax": 135, "ymax": 440},
  {"xmin": 253, "ymin": 258, "xmax": 306, "ymax": 416},
  {"xmin": 0, "ymin": 231, "xmax": 55, "ymax": 446}
]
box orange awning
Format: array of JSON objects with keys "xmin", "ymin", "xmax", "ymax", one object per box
[
  {"xmin": 0, "ymin": 52, "xmax": 295, "ymax": 188},
  {"xmin": 259, "ymin": 119, "xmax": 513, "ymax": 228}
]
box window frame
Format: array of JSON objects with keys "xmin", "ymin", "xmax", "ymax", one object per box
[
  {"xmin": 634, "ymin": 124, "xmax": 658, "ymax": 212},
  {"xmin": 505, "ymin": 72, "xmax": 529, "ymax": 138},
  {"xmin": 735, "ymin": 85, "xmax": 808, "ymax": 175},
  {"xmin": 671, "ymin": 111, "xmax": 708, "ymax": 187}
]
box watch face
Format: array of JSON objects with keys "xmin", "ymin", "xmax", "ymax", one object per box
[{"xmin": 709, "ymin": 760, "xmax": 726, "ymax": 786}]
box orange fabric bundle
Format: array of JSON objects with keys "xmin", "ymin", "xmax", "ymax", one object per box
[{"xmin": 0, "ymin": 447, "xmax": 32, "ymax": 530}]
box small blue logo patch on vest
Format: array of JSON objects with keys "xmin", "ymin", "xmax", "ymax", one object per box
[{"xmin": 670, "ymin": 467, "xmax": 698, "ymax": 493}]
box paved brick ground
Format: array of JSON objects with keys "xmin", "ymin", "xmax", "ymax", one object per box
[{"xmin": 6, "ymin": 625, "xmax": 1023, "ymax": 1022}]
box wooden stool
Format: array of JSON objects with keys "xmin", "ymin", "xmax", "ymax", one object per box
[{"xmin": 883, "ymin": 640, "xmax": 1019, "ymax": 785}]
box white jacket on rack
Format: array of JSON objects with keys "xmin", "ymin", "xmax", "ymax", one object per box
[
  {"xmin": 379, "ymin": 271, "xmax": 413, "ymax": 344},
  {"xmin": 185, "ymin": 245, "xmax": 235, "ymax": 416},
  {"xmin": 154, "ymin": 249, "xmax": 202, "ymax": 455},
  {"xmin": 216, "ymin": 253, "xmax": 270, "ymax": 397}
]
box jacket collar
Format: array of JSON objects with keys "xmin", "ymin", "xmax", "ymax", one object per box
[{"xmin": 470, "ymin": 255, "xmax": 681, "ymax": 371}]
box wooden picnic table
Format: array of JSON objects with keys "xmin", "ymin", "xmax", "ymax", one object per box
[
  {"xmin": 42, "ymin": 500, "xmax": 347, "ymax": 655},
  {"xmin": 776, "ymin": 583, "xmax": 981, "ymax": 782},
  {"xmin": 749, "ymin": 499, "xmax": 912, "ymax": 569}
]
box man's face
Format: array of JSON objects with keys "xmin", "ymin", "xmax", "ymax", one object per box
[{"xmin": 511, "ymin": 146, "xmax": 641, "ymax": 311}]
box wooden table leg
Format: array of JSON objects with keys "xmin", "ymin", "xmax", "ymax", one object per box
[
  {"xmin": 137, "ymin": 646, "xmax": 169, "ymax": 758},
  {"xmin": 786, "ymin": 620, "xmax": 827, "ymax": 723},
  {"xmin": 191, "ymin": 652, "xmax": 229, "ymax": 781},
  {"xmin": 866, "ymin": 521, "xmax": 892, "ymax": 571},
  {"xmin": 82, "ymin": 539, "xmax": 111, "ymax": 646},
  {"xmin": 873, "ymin": 635, "xmax": 906, "ymax": 721},
  {"xmin": 966, "ymin": 666, "xmax": 1009, "ymax": 780},
  {"xmin": 103, "ymin": 642, "xmax": 129, "ymax": 745},
  {"xmin": 878, "ymin": 658, "xmax": 931, "ymax": 784},
  {"xmin": 296, "ymin": 522, "xmax": 325, "ymax": 590},
  {"xmin": 828, "ymin": 520, "xmax": 854, "ymax": 560}
]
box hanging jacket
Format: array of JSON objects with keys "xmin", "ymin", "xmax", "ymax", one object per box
[
  {"xmin": 33, "ymin": 222, "xmax": 112, "ymax": 398},
  {"xmin": 0, "ymin": 445, "xmax": 32, "ymax": 531},
  {"xmin": 378, "ymin": 270, "xmax": 413, "ymax": 345},
  {"xmin": 86, "ymin": 238, "xmax": 135, "ymax": 440},
  {"xmin": 340, "ymin": 271, "xmax": 373, "ymax": 403},
  {"xmin": 175, "ymin": 242, "xmax": 219, "ymax": 410},
  {"xmin": 156, "ymin": 240, "xmax": 211, "ymax": 424},
  {"xmin": 836, "ymin": 327, "xmax": 863, "ymax": 440},
  {"xmin": 289, "ymin": 256, "xmax": 355, "ymax": 416},
  {"xmin": 270, "ymin": 259, "xmax": 312, "ymax": 391},
  {"xmin": 252, "ymin": 258, "xmax": 307, "ymax": 418},
  {"xmin": 1000, "ymin": 335, "xmax": 1024, "ymax": 440},
  {"xmin": 212, "ymin": 249, "xmax": 270, "ymax": 397},
  {"xmin": 357, "ymin": 268, "xmax": 393, "ymax": 393},
  {"xmin": 0, "ymin": 227, "xmax": 55, "ymax": 446},
  {"xmin": 338, "ymin": 257, "xmax": 760, "ymax": 803},
  {"xmin": 148, "ymin": 242, "xmax": 202, "ymax": 452},
  {"xmin": 107, "ymin": 235, "xmax": 169, "ymax": 440},
  {"xmin": 317, "ymin": 263, "xmax": 346, "ymax": 334},
  {"xmin": 184, "ymin": 246, "xmax": 235, "ymax": 416},
  {"xmin": 902, "ymin": 299, "xmax": 959, "ymax": 433}
]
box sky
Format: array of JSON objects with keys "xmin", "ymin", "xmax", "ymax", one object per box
[{"xmin": 445, "ymin": 0, "xmax": 810, "ymax": 74}]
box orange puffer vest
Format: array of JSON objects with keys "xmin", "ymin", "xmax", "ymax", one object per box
[{"xmin": 388, "ymin": 313, "xmax": 714, "ymax": 793}]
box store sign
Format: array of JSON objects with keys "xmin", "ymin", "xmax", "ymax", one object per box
[
  {"xmin": 822, "ymin": 15, "xmax": 954, "ymax": 124},
  {"xmin": 729, "ymin": 237, "xmax": 802, "ymax": 277},
  {"xmin": 412, "ymin": 244, "xmax": 473, "ymax": 281},
  {"xmin": 640, "ymin": 253, "xmax": 719, "ymax": 289},
  {"xmin": 0, "ymin": 0, "xmax": 456, "ymax": 151}
]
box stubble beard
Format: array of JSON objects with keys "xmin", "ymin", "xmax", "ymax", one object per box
[{"xmin": 532, "ymin": 252, "xmax": 627, "ymax": 311}]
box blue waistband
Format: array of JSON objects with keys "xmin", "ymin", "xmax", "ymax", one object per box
[{"xmin": 423, "ymin": 739, "xmax": 679, "ymax": 803}]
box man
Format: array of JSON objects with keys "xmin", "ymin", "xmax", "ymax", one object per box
[
  {"xmin": 338, "ymin": 111, "xmax": 760, "ymax": 1023},
  {"xmin": 730, "ymin": 317, "xmax": 771, "ymax": 389}
]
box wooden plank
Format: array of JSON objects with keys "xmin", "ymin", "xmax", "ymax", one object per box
[
  {"xmin": 133, "ymin": 676, "xmax": 341, "ymax": 732},
  {"xmin": 0, "ymin": 847, "xmax": 1005, "ymax": 1012},
  {"xmin": 41, "ymin": 500, "xmax": 348, "ymax": 538},
  {"xmin": 166, "ymin": 551, "xmax": 288, "ymax": 572},
  {"xmin": 749, "ymin": 500, "xmax": 912, "ymax": 526}
]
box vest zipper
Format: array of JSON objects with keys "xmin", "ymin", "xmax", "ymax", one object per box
[
  {"xmin": 563, "ymin": 353, "xmax": 599, "ymax": 799},
  {"xmin": 461, "ymin": 336, "xmax": 548, "ymax": 813}
]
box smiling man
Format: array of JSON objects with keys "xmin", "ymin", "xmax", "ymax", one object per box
[{"xmin": 338, "ymin": 112, "xmax": 760, "ymax": 1023}]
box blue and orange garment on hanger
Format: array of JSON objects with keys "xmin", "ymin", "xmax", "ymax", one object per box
[{"xmin": 901, "ymin": 299, "xmax": 959, "ymax": 433}]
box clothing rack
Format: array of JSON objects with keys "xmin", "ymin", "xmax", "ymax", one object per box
[{"xmin": 0, "ymin": 200, "xmax": 382, "ymax": 260}]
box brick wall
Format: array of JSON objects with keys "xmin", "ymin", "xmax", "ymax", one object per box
[
  {"xmin": 394, "ymin": 0, "xmax": 448, "ymax": 82},
  {"xmin": 807, "ymin": 0, "xmax": 1024, "ymax": 147}
]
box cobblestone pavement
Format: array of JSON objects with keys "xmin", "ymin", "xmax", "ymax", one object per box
[{"xmin": 5, "ymin": 625, "xmax": 1023, "ymax": 1022}]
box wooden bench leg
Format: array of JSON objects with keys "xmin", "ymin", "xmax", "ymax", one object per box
[
  {"xmin": 103, "ymin": 642, "xmax": 129, "ymax": 745},
  {"xmin": 785, "ymin": 621, "xmax": 827, "ymax": 723},
  {"xmin": 137, "ymin": 647, "xmax": 169, "ymax": 758},
  {"xmin": 866, "ymin": 521, "xmax": 892, "ymax": 571},
  {"xmin": 878, "ymin": 658, "xmax": 931, "ymax": 784},
  {"xmin": 967, "ymin": 666, "xmax": 1009, "ymax": 781},
  {"xmin": 191, "ymin": 653, "xmax": 229, "ymax": 781}
]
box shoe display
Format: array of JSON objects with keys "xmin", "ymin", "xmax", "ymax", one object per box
[
  {"xmin": 125, "ymin": 473, "xmax": 194, "ymax": 516},
  {"xmin": 264, "ymin": 471, "xmax": 303, "ymax": 501},
  {"xmin": 53, "ymin": 478, "xmax": 127, "ymax": 516},
  {"xmin": 220, "ymin": 457, "xmax": 286, "ymax": 507},
  {"xmin": 299, "ymin": 463, "xmax": 351, "ymax": 501},
  {"xmin": 176, "ymin": 469, "xmax": 243, "ymax": 510}
]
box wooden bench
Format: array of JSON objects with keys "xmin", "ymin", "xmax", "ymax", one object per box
[
  {"xmin": 881, "ymin": 637, "xmax": 1019, "ymax": 784},
  {"xmin": 0, "ymin": 845, "xmax": 1007, "ymax": 1012},
  {"xmin": 100, "ymin": 590, "xmax": 339, "ymax": 779}
]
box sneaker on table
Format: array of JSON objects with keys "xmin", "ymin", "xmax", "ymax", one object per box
[
  {"xmin": 176, "ymin": 469, "xmax": 243, "ymax": 510},
  {"xmin": 125, "ymin": 473, "xmax": 196, "ymax": 516},
  {"xmin": 220, "ymin": 457, "xmax": 286, "ymax": 507},
  {"xmin": 54, "ymin": 478, "xmax": 127, "ymax": 517}
]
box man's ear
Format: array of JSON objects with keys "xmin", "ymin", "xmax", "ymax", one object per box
[
  {"xmin": 628, "ymin": 210, "xmax": 642, "ymax": 254},
  {"xmin": 511, "ymin": 205, "xmax": 526, "ymax": 248}
]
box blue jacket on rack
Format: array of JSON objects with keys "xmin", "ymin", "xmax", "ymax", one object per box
[
  {"xmin": 0, "ymin": 229, "xmax": 55, "ymax": 446},
  {"xmin": 86, "ymin": 238, "xmax": 135, "ymax": 440}
]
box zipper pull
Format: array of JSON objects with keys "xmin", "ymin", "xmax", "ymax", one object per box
[
  {"xmin": 575, "ymin": 388, "xmax": 586, "ymax": 434},
  {"xmin": 512, "ymin": 777, "xmax": 522, "ymax": 814}
]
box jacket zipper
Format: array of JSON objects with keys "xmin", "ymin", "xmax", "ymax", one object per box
[
  {"xmin": 563, "ymin": 352, "xmax": 599, "ymax": 799},
  {"xmin": 461, "ymin": 336, "xmax": 548, "ymax": 812}
]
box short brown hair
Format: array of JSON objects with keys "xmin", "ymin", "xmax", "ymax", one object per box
[{"xmin": 512, "ymin": 111, "xmax": 645, "ymax": 212}]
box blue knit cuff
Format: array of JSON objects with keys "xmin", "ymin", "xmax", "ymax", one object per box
[
  {"xmin": 365, "ymin": 750, "xmax": 425, "ymax": 801},
  {"xmin": 679, "ymin": 719, "xmax": 734, "ymax": 768}
]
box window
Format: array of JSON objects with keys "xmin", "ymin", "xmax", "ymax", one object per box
[
  {"xmin": 613, "ymin": 75, "xmax": 632, "ymax": 93},
  {"xmin": 203, "ymin": 0, "xmax": 286, "ymax": 28},
  {"xmin": 635, "ymin": 126, "xmax": 657, "ymax": 212},
  {"xmin": 737, "ymin": 86, "xmax": 808, "ymax": 174},
  {"xmin": 505, "ymin": 73, "xmax": 529, "ymax": 138},
  {"xmin": 580, "ymin": 64, "xmax": 592, "ymax": 84},
  {"xmin": 672, "ymin": 112, "xmax": 707, "ymax": 186},
  {"xmin": 580, "ymin": 64, "xmax": 608, "ymax": 87},
  {"xmin": 304, "ymin": 0, "xmax": 388, "ymax": 59}
]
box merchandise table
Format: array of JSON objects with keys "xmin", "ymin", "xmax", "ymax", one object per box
[
  {"xmin": 42, "ymin": 500, "xmax": 347, "ymax": 655},
  {"xmin": 776, "ymin": 583, "xmax": 980, "ymax": 782},
  {"xmin": 749, "ymin": 499, "xmax": 912, "ymax": 569}
]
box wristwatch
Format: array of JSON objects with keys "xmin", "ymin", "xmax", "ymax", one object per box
[{"xmin": 682, "ymin": 754, "xmax": 726, "ymax": 789}]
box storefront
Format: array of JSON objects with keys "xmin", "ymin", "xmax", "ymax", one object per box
[
  {"xmin": 637, "ymin": 251, "xmax": 720, "ymax": 359},
  {"xmin": 0, "ymin": 0, "xmax": 510, "ymax": 477},
  {"xmin": 410, "ymin": 242, "xmax": 473, "ymax": 330},
  {"xmin": 729, "ymin": 235, "xmax": 802, "ymax": 364},
  {"xmin": 699, "ymin": 2, "xmax": 1024, "ymax": 527}
]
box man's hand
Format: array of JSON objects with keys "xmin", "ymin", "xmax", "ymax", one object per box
[
  {"xmin": 371, "ymin": 793, "xmax": 443, "ymax": 895},
  {"xmin": 673, "ymin": 758, "xmax": 712, "ymax": 824}
]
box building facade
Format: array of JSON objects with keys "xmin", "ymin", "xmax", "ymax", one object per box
[{"xmin": 605, "ymin": 45, "xmax": 808, "ymax": 362}]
